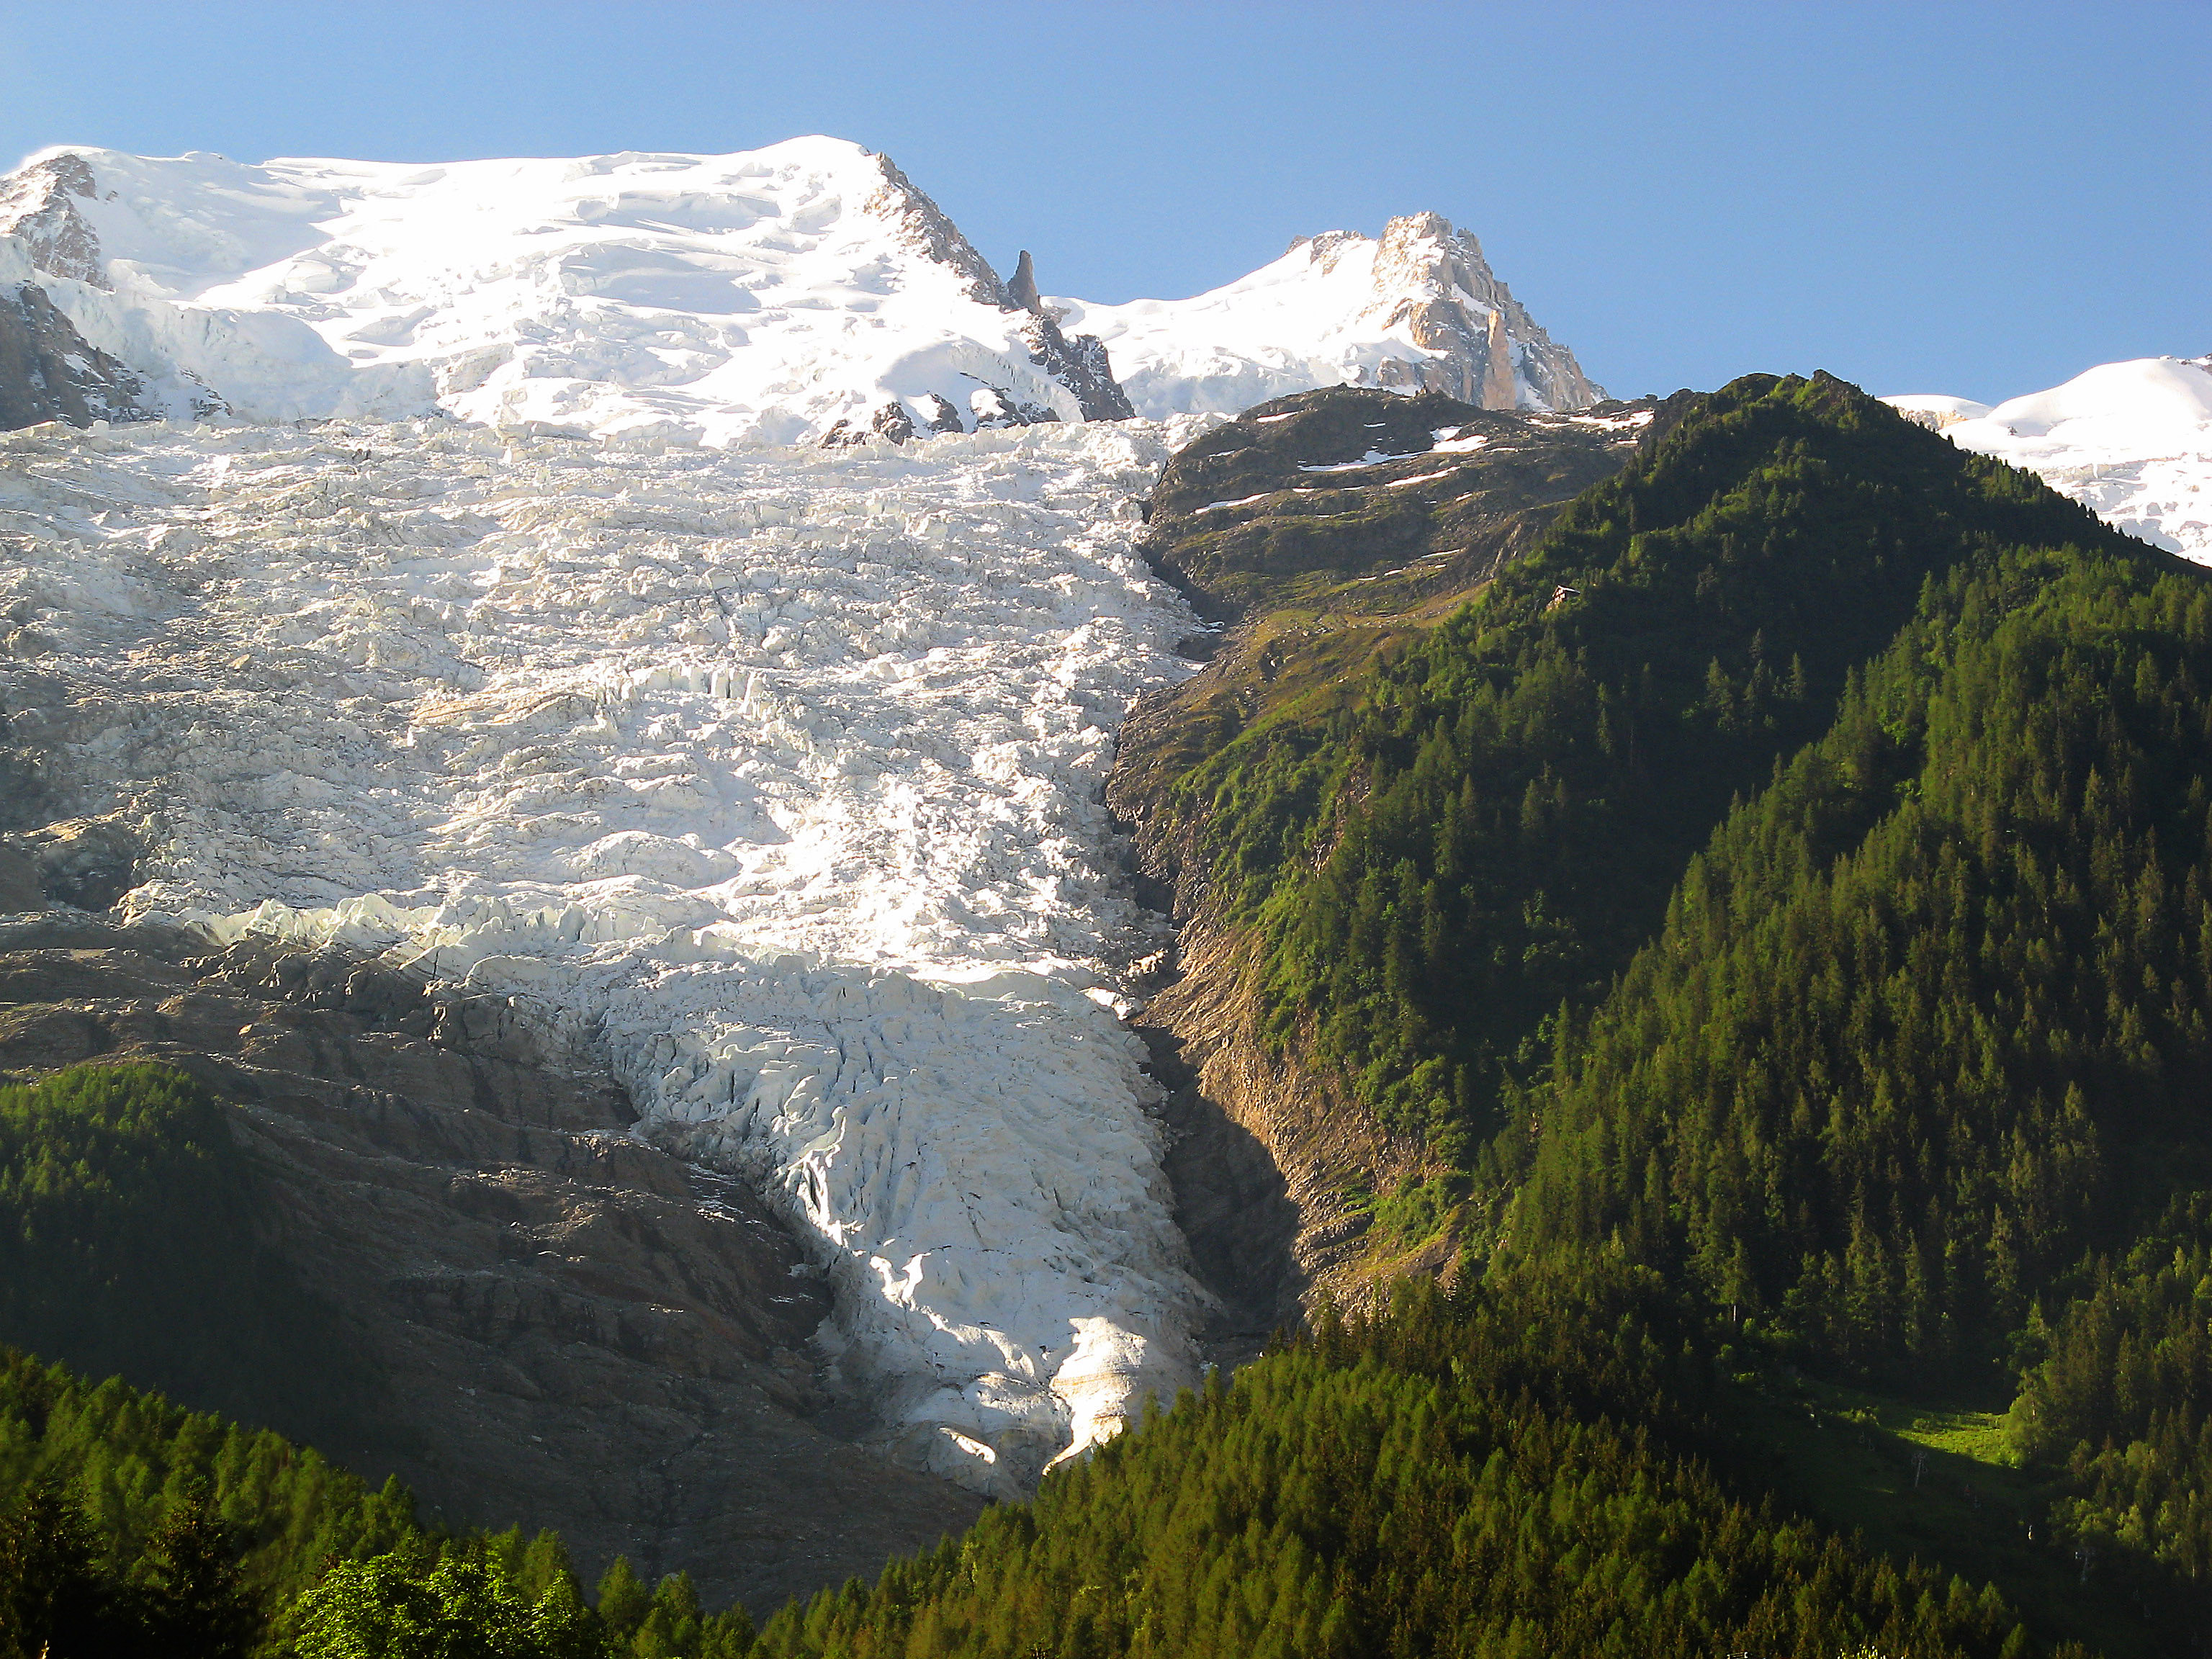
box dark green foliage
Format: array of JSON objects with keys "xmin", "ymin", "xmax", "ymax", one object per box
[
  {"xmin": 1516, "ymin": 544, "xmax": 2212, "ymax": 1380},
  {"xmin": 0, "ymin": 1483, "xmax": 126, "ymax": 1659},
  {"xmin": 135, "ymin": 1485, "xmax": 266, "ymax": 1658},
  {"xmin": 0, "ymin": 1345, "xmax": 761, "ymax": 1658},
  {"xmin": 291, "ymin": 1549, "xmax": 753, "ymax": 1659},
  {"xmin": 1160, "ymin": 374, "xmax": 2134, "ymax": 1161},
  {"xmin": 595, "ymin": 1557, "xmax": 651, "ymax": 1646},
  {"xmin": 755, "ymin": 1282, "xmax": 2026, "ymax": 1659},
  {"xmin": 0, "ymin": 1346, "xmax": 423, "ymax": 1617},
  {"xmin": 0, "ymin": 1478, "xmax": 271, "ymax": 1658},
  {"xmin": 0, "ymin": 1061, "xmax": 366, "ymax": 1441},
  {"xmin": 2010, "ymin": 1193, "xmax": 2212, "ymax": 1578}
]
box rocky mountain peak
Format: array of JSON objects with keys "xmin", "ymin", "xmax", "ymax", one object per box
[
  {"xmin": 1056, "ymin": 212, "xmax": 1601, "ymax": 420},
  {"xmin": 1007, "ymin": 249, "xmax": 1046, "ymax": 317},
  {"xmin": 860, "ymin": 148, "xmax": 1017, "ymax": 312},
  {"xmin": 0, "ymin": 153, "xmax": 106, "ymax": 288},
  {"xmin": 1358, "ymin": 211, "xmax": 1596, "ymax": 411}
]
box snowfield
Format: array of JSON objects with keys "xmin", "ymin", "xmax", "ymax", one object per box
[
  {"xmin": 0, "ymin": 139, "xmax": 1113, "ymax": 447},
  {"xmin": 0, "ymin": 410, "xmax": 1215, "ymax": 1496},
  {"xmin": 1887, "ymin": 356, "xmax": 2212, "ymax": 561}
]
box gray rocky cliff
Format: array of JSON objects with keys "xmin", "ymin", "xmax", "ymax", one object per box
[
  {"xmin": 0, "ymin": 918, "xmax": 981, "ymax": 1613},
  {"xmin": 0, "ymin": 155, "xmax": 107, "ymax": 288},
  {"xmin": 0, "ymin": 281, "xmax": 152, "ymax": 431}
]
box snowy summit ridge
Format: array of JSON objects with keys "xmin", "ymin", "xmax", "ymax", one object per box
[
  {"xmin": 0, "ymin": 140, "xmax": 1604, "ymax": 444},
  {"xmin": 0, "ymin": 138, "xmax": 1130, "ymax": 447}
]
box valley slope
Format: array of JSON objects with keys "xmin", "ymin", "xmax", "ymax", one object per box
[{"xmin": 1102, "ymin": 373, "xmax": 2212, "ymax": 1650}]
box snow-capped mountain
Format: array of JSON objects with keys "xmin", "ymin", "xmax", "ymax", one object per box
[
  {"xmin": 1887, "ymin": 356, "xmax": 2212, "ymax": 561},
  {"xmin": 1053, "ymin": 212, "xmax": 1602, "ymax": 419},
  {"xmin": 0, "ymin": 140, "xmax": 1606, "ymax": 444},
  {"xmin": 0, "ymin": 139, "xmax": 1129, "ymax": 446}
]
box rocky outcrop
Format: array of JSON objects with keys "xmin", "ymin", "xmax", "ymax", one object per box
[
  {"xmin": 0, "ymin": 281, "xmax": 151, "ymax": 431},
  {"xmin": 922, "ymin": 392, "xmax": 966, "ymax": 434},
  {"xmin": 864, "ymin": 155, "xmax": 1022, "ymax": 313},
  {"xmin": 1007, "ymin": 251, "xmax": 1045, "ymax": 318},
  {"xmin": 1020, "ymin": 312, "xmax": 1136, "ymax": 423},
  {"xmin": 865, "ymin": 158, "xmax": 1132, "ymax": 428},
  {"xmin": 0, "ymin": 155, "xmax": 106, "ymax": 288},
  {"xmin": 0, "ymin": 917, "xmax": 980, "ymax": 1614},
  {"xmin": 1359, "ymin": 212, "xmax": 1597, "ymax": 411}
]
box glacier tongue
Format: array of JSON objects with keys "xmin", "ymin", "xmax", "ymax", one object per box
[{"xmin": 0, "ymin": 411, "xmax": 1215, "ymax": 1496}]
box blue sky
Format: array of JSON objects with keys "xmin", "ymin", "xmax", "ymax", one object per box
[{"xmin": 1, "ymin": 1, "xmax": 2200, "ymax": 403}]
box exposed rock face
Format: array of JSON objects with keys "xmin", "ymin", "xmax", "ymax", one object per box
[
  {"xmin": 1021, "ymin": 313, "xmax": 1137, "ymax": 423},
  {"xmin": 0, "ymin": 917, "xmax": 981, "ymax": 1614},
  {"xmin": 1007, "ymin": 251, "xmax": 1046, "ymax": 318},
  {"xmin": 863, "ymin": 155, "xmax": 1022, "ymax": 313},
  {"xmin": 922, "ymin": 392, "xmax": 966, "ymax": 434},
  {"xmin": 1359, "ymin": 212, "xmax": 1596, "ymax": 411},
  {"xmin": 0, "ymin": 281, "xmax": 150, "ymax": 431},
  {"xmin": 0, "ymin": 155, "xmax": 106, "ymax": 288}
]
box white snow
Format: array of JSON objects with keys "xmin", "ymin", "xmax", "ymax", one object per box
[
  {"xmin": 1051, "ymin": 215, "xmax": 1598, "ymax": 420},
  {"xmin": 0, "ymin": 410, "xmax": 1213, "ymax": 1496},
  {"xmin": 1299, "ymin": 450, "xmax": 1412, "ymax": 472},
  {"xmin": 4, "ymin": 139, "xmax": 1094, "ymax": 448},
  {"xmin": 1886, "ymin": 357, "xmax": 2212, "ymax": 560}
]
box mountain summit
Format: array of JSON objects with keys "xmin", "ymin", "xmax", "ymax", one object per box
[
  {"xmin": 0, "ymin": 138, "xmax": 1130, "ymax": 446},
  {"xmin": 0, "ymin": 142, "xmax": 1605, "ymax": 445},
  {"xmin": 1055, "ymin": 212, "xmax": 1601, "ymax": 419}
]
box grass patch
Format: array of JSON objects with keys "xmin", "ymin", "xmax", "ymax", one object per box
[{"xmin": 1731, "ymin": 1371, "xmax": 2168, "ymax": 1659}]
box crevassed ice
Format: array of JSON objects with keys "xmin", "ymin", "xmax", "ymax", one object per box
[{"xmin": 0, "ymin": 412, "xmax": 1215, "ymax": 1496}]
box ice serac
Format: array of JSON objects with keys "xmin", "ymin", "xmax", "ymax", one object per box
[
  {"xmin": 1054, "ymin": 212, "xmax": 1601, "ymax": 419},
  {"xmin": 0, "ymin": 412, "xmax": 1211, "ymax": 1498},
  {"xmin": 1886, "ymin": 356, "xmax": 2212, "ymax": 561},
  {"xmin": 0, "ymin": 139, "xmax": 1134, "ymax": 447}
]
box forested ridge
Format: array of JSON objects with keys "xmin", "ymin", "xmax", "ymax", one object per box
[{"xmin": 1150, "ymin": 373, "xmax": 2136, "ymax": 1161}]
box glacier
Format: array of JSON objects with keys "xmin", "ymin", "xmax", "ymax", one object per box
[
  {"xmin": 0, "ymin": 409, "xmax": 1216, "ymax": 1496},
  {"xmin": 1887, "ymin": 355, "xmax": 2212, "ymax": 562},
  {"xmin": 0, "ymin": 134, "xmax": 1621, "ymax": 1501}
]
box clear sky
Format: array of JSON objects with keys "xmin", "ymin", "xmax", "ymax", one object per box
[{"xmin": 0, "ymin": 1, "xmax": 2200, "ymax": 403}]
